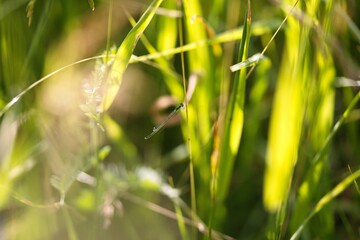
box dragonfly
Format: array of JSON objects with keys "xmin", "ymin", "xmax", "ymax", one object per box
[{"xmin": 144, "ymin": 102, "xmax": 184, "ymax": 140}]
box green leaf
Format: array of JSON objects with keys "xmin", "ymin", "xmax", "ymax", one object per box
[{"xmin": 263, "ymin": 1, "xmax": 304, "ymax": 213}]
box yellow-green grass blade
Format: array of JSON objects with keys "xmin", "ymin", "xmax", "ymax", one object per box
[
  {"xmin": 132, "ymin": 19, "xmax": 280, "ymax": 63},
  {"xmin": 104, "ymin": 0, "xmax": 164, "ymax": 111},
  {"xmin": 182, "ymin": 0, "xmax": 215, "ymax": 146},
  {"xmin": 290, "ymin": 0, "xmax": 336, "ymax": 236},
  {"xmin": 290, "ymin": 168, "xmax": 360, "ymax": 240},
  {"xmin": 263, "ymin": 0, "xmax": 306, "ymax": 214},
  {"xmin": 263, "ymin": 56, "xmax": 303, "ymax": 212},
  {"xmin": 215, "ymin": 0, "xmax": 251, "ymax": 224},
  {"xmin": 180, "ymin": 0, "xmax": 215, "ymax": 222},
  {"xmin": 0, "ymin": 20, "xmax": 279, "ymax": 118},
  {"xmin": 238, "ymin": 58, "xmax": 271, "ymax": 169},
  {"xmin": 155, "ymin": 0, "xmax": 183, "ymax": 100},
  {"xmin": 156, "ymin": 0, "xmax": 178, "ymax": 53},
  {"xmin": 103, "ymin": 115, "xmax": 139, "ymax": 164},
  {"xmin": 124, "ymin": 9, "xmax": 183, "ymax": 101}
]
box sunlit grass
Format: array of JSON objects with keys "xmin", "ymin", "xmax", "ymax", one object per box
[{"xmin": 0, "ymin": 0, "xmax": 359, "ymax": 239}]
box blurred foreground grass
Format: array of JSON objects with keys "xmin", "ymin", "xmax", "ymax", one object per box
[{"xmin": 0, "ymin": 0, "xmax": 360, "ymax": 239}]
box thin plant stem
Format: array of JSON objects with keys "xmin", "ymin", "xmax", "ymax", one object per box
[
  {"xmin": 245, "ymin": 0, "xmax": 300, "ymax": 80},
  {"xmin": 105, "ymin": 0, "xmax": 113, "ymax": 64}
]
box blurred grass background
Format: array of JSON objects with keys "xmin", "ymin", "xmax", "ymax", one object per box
[{"xmin": 0, "ymin": 0, "xmax": 359, "ymax": 239}]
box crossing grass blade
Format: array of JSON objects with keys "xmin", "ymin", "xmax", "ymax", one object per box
[
  {"xmin": 103, "ymin": 0, "xmax": 164, "ymax": 111},
  {"xmin": 0, "ymin": 19, "xmax": 278, "ymax": 119},
  {"xmin": 3, "ymin": 0, "xmax": 359, "ymax": 238},
  {"xmin": 131, "ymin": 19, "xmax": 280, "ymax": 63},
  {"xmin": 290, "ymin": 168, "xmax": 360, "ymax": 240},
  {"xmin": 123, "ymin": 4, "xmax": 183, "ymax": 100}
]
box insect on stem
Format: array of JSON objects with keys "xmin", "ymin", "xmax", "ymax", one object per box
[{"xmin": 144, "ymin": 102, "xmax": 184, "ymax": 140}]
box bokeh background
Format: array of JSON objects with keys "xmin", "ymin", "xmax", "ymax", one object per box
[{"xmin": 0, "ymin": 0, "xmax": 359, "ymax": 239}]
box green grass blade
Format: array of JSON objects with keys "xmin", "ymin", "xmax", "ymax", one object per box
[
  {"xmin": 104, "ymin": 0, "xmax": 164, "ymax": 110},
  {"xmin": 0, "ymin": 19, "xmax": 278, "ymax": 118},
  {"xmin": 181, "ymin": 0, "xmax": 214, "ymax": 225},
  {"xmin": 263, "ymin": 0, "xmax": 304, "ymax": 214},
  {"xmin": 132, "ymin": 19, "xmax": 280, "ymax": 63},
  {"xmin": 215, "ymin": 0, "xmax": 251, "ymax": 221},
  {"xmin": 124, "ymin": 7, "xmax": 183, "ymax": 100},
  {"xmin": 312, "ymin": 90, "xmax": 360, "ymax": 165},
  {"xmin": 155, "ymin": 0, "xmax": 183, "ymax": 100},
  {"xmin": 290, "ymin": 168, "xmax": 360, "ymax": 240},
  {"xmin": 289, "ymin": 1, "xmax": 336, "ymax": 236}
]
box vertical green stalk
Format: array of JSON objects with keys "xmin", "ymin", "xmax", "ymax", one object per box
[
  {"xmin": 263, "ymin": 0, "xmax": 310, "ymax": 238},
  {"xmin": 181, "ymin": 0, "xmax": 216, "ymax": 224},
  {"xmin": 104, "ymin": 0, "xmax": 164, "ymax": 110},
  {"xmin": 290, "ymin": 0, "xmax": 336, "ymax": 237},
  {"xmin": 155, "ymin": 0, "xmax": 183, "ymax": 100},
  {"xmin": 263, "ymin": 0, "xmax": 305, "ymax": 213},
  {"xmin": 214, "ymin": 0, "xmax": 251, "ymax": 230}
]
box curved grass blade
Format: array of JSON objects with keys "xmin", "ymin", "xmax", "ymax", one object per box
[
  {"xmin": 0, "ymin": 56, "xmax": 101, "ymax": 118},
  {"xmin": 123, "ymin": 7, "xmax": 183, "ymax": 100},
  {"xmin": 132, "ymin": 19, "xmax": 280, "ymax": 63},
  {"xmin": 103, "ymin": 0, "xmax": 164, "ymax": 111},
  {"xmin": 0, "ymin": 19, "xmax": 277, "ymax": 118}
]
